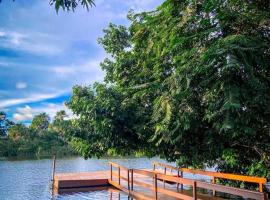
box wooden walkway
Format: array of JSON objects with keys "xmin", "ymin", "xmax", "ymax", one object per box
[
  {"xmin": 53, "ymin": 161, "xmax": 268, "ymax": 200},
  {"xmin": 53, "ymin": 171, "xmax": 110, "ymax": 194}
]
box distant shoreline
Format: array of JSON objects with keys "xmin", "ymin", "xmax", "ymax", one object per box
[{"xmin": 0, "ymin": 154, "xmax": 148, "ymax": 162}]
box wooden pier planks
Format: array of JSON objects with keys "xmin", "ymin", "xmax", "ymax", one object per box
[
  {"xmin": 54, "ymin": 171, "xmax": 110, "ymax": 193},
  {"xmin": 53, "ymin": 162, "xmax": 268, "ymax": 200}
]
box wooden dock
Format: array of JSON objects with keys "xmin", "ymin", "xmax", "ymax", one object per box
[
  {"xmin": 53, "ymin": 161, "xmax": 268, "ymax": 200},
  {"xmin": 53, "ymin": 171, "xmax": 110, "ymax": 194}
]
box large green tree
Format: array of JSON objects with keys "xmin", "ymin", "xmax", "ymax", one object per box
[
  {"xmin": 68, "ymin": 0, "xmax": 270, "ymax": 179},
  {"xmin": 30, "ymin": 113, "xmax": 50, "ymax": 134},
  {"xmin": 67, "ymin": 84, "xmax": 155, "ymax": 158}
]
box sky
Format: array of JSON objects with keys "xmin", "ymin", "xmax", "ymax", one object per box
[{"xmin": 0, "ymin": 0, "xmax": 163, "ymax": 124}]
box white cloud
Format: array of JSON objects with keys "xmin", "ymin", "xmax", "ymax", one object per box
[
  {"xmin": 49, "ymin": 57, "xmax": 104, "ymax": 84},
  {"xmin": 0, "ymin": 30, "xmax": 64, "ymax": 55},
  {"xmin": 36, "ymin": 103, "xmax": 74, "ymax": 120},
  {"xmin": 16, "ymin": 82, "xmax": 27, "ymax": 89},
  {"xmin": 0, "ymin": 61, "xmax": 13, "ymax": 67},
  {"xmin": 13, "ymin": 105, "xmax": 33, "ymax": 121},
  {"xmin": 9, "ymin": 32, "xmax": 25, "ymax": 45},
  {"xmin": 0, "ymin": 57, "xmax": 103, "ymax": 110},
  {"xmin": 12, "ymin": 103, "xmax": 73, "ymax": 122},
  {"xmin": 0, "ymin": 91, "xmax": 68, "ymax": 108},
  {"xmin": 51, "ymin": 67, "xmax": 76, "ymax": 77},
  {"xmin": 0, "ymin": 31, "xmax": 6, "ymax": 37}
]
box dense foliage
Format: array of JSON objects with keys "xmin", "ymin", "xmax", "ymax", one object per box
[
  {"xmin": 66, "ymin": 84, "xmax": 156, "ymax": 158},
  {"xmin": 0, "ymin": 111, "xmax": 75, "ymax": 158},
  {"xmin": 0, "ymin": 112, "xmax": 13, "ymax": 137},
  {"xmin": 66, "ymin": 0, "xmax": 270, "ymax": 180}
]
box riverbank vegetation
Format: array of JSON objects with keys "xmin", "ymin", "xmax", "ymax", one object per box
[
  {"xmin": 0, "ymin": 111, "xmax": 75, "ymax": 159},
  {"xmin": 63, "ymin": 0, "xmax": 270, "ymax": 180}
]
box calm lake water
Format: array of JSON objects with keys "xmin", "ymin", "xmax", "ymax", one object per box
[{"xmin": 0, "ymin": 157, "xmax": 168, "ymax": 200}]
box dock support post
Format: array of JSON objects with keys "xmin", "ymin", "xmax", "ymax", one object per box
[
  {"xmin": 212, "ymin": 177, "xmax": 216, "ymax": 196},
  {"xmin": 110, "ymin": 164, "xmax": 113, "ymax": 181},
  {"xmin": 51, "ymin": 154, "xmax": 56, "ymax": 196},
  {"xmin": 264, "ymin": 192, "xmax": 268, "ymax": 200},
  {"xmin": 177, "ymin": 170, "xmax": 180, "ymax": 191},
  {"xmin": 180, "ymin": 171, "xmax": 183, "ymax": 191},
  {"xmin": 259, "ymin": 183, "xmax": 263, "ymax": 193},
  {"xmin": 131, "ymin": 169, "xmax": 134, "ymax": 191},
  {"xmin": 153, "ymin": 163, "xmax": 156, "ymax": 184},
  {"xmin": 154, "ymin": 174, "xmax": 158, "ymax": 200},
  {"xmin": 163, "ymin": 167, "xmax": 166, "ymax": 188},
  {"xmin": 118, "ymin": 166, "xmax": 121, "ymax": 185},
  {"xmin": 127, "ymin": 169, "xmax": 130, "ymax": 191},
  {"xmin": 193, "ymin": 181, "xmax": 197, "ymax": 200}
]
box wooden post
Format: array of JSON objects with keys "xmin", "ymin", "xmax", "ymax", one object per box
[
  {"xmin": 154, "ymin": 174, "xmax": 158, "ymax": 200},
  {"xmin": 131, "ymin": 169, "xmax": 134, "ymax": 191},
  {"xmin": 259, "ymin": 183, "xmax": 263, "ymax": 193},
  {"xmin": 153, "ymin": 163, "xmax": 156, "ymax": 183},
  {"xmin": 51, "ymin": 155, "xmax": 56, "ymax": 182},
  {"xmin": 163, "ymin": 167, "xmax": 167, "ymax": 188},
  {"xmin": 110, "ymin": 191, "xmax": 112, "ymax": 200},
  {"xmin": 118, "ymin": 166, "xmax": 121, "ymax": 185},
  {"xmin": 264, "ymin": 192, "xmax": 268, "ymax": 200},
  {"xmin": 110, "ymin": 163, "xmax": 113, "ymax": 181},
  {"xmin": 212, "ymin": 177, "xmax": 216, "ymax": 196},
  {"xmin": 177, "ymin": 170, "xmax": 180, "ymax": 191},
  {"xmin": 127, "ymin": 169, "xmax": 130, "ymax": 191},
  {"xmin": 193, "ymin": 181, "xmax": 197, "ymax": 200},
  {"xmin": 180, "ymin": 171, "xmax": 183, "ymax": 191},
  {"xmin": 51, "ymin": 155, "xmax": 56, "ymax": 196}
]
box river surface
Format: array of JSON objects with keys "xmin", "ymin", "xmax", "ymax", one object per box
[{"xmin": 0, "ymin": 157, "xmax": 170, "ymax": 200}]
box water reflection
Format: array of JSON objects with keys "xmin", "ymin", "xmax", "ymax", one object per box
[
  {"xmin": 0, "ymin": 157, "xmax": 161, "ymax": 200},
  {"xmin": 0, "ymin": 156, "xmax": 213, "ymax": 200},
  {"xmin": 55, "ymin": 187, "xmax": 132, "ymax": 200}
]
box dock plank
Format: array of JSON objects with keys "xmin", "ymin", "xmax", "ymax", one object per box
[
  {"xmin": 54, "ymin": 171, "xmax": 110, "ymax": 193},
  {"xmin": 53, "ymin": 166, "xmax": 268, "ymax": 200}
]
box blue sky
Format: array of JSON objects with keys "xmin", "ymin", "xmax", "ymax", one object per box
[{"xmin": 0, "ymin": 0, "xmax": 163, "ymax": 124}]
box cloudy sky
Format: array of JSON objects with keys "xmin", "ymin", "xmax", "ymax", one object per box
[{"xmin": 0, "ymin": 0, "xmax": 162, "ymax": 124}]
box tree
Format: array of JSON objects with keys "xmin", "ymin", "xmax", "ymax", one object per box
[
  {"xmin": 0, "ymin": 111, "xmax": 13, "ymax": 137},
  {"xmin": 66, "ymin": 84, "xmax": 155, "ymax": 158},
  {"xmin": 67, "ymin": 0, "xmax": 270, "ymax": 179},
  {"xmin": 8, "ymin": 123, "xmax": 29, "ymax": 141},
  {"xmin": 30, "ymin": 113, "xmax": 50, "ymax": 134},
  {"xmin": 55, "ymin": 110, "xmax": 67, "ymax": 121},
  {"xmin": 50, "ymin": 110, "xmax": 70, "ymax": 136}
]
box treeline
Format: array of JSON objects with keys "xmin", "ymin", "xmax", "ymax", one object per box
[{"xmin": 0, "ymin": 111, "xmax": 75, "ymax": 158}]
